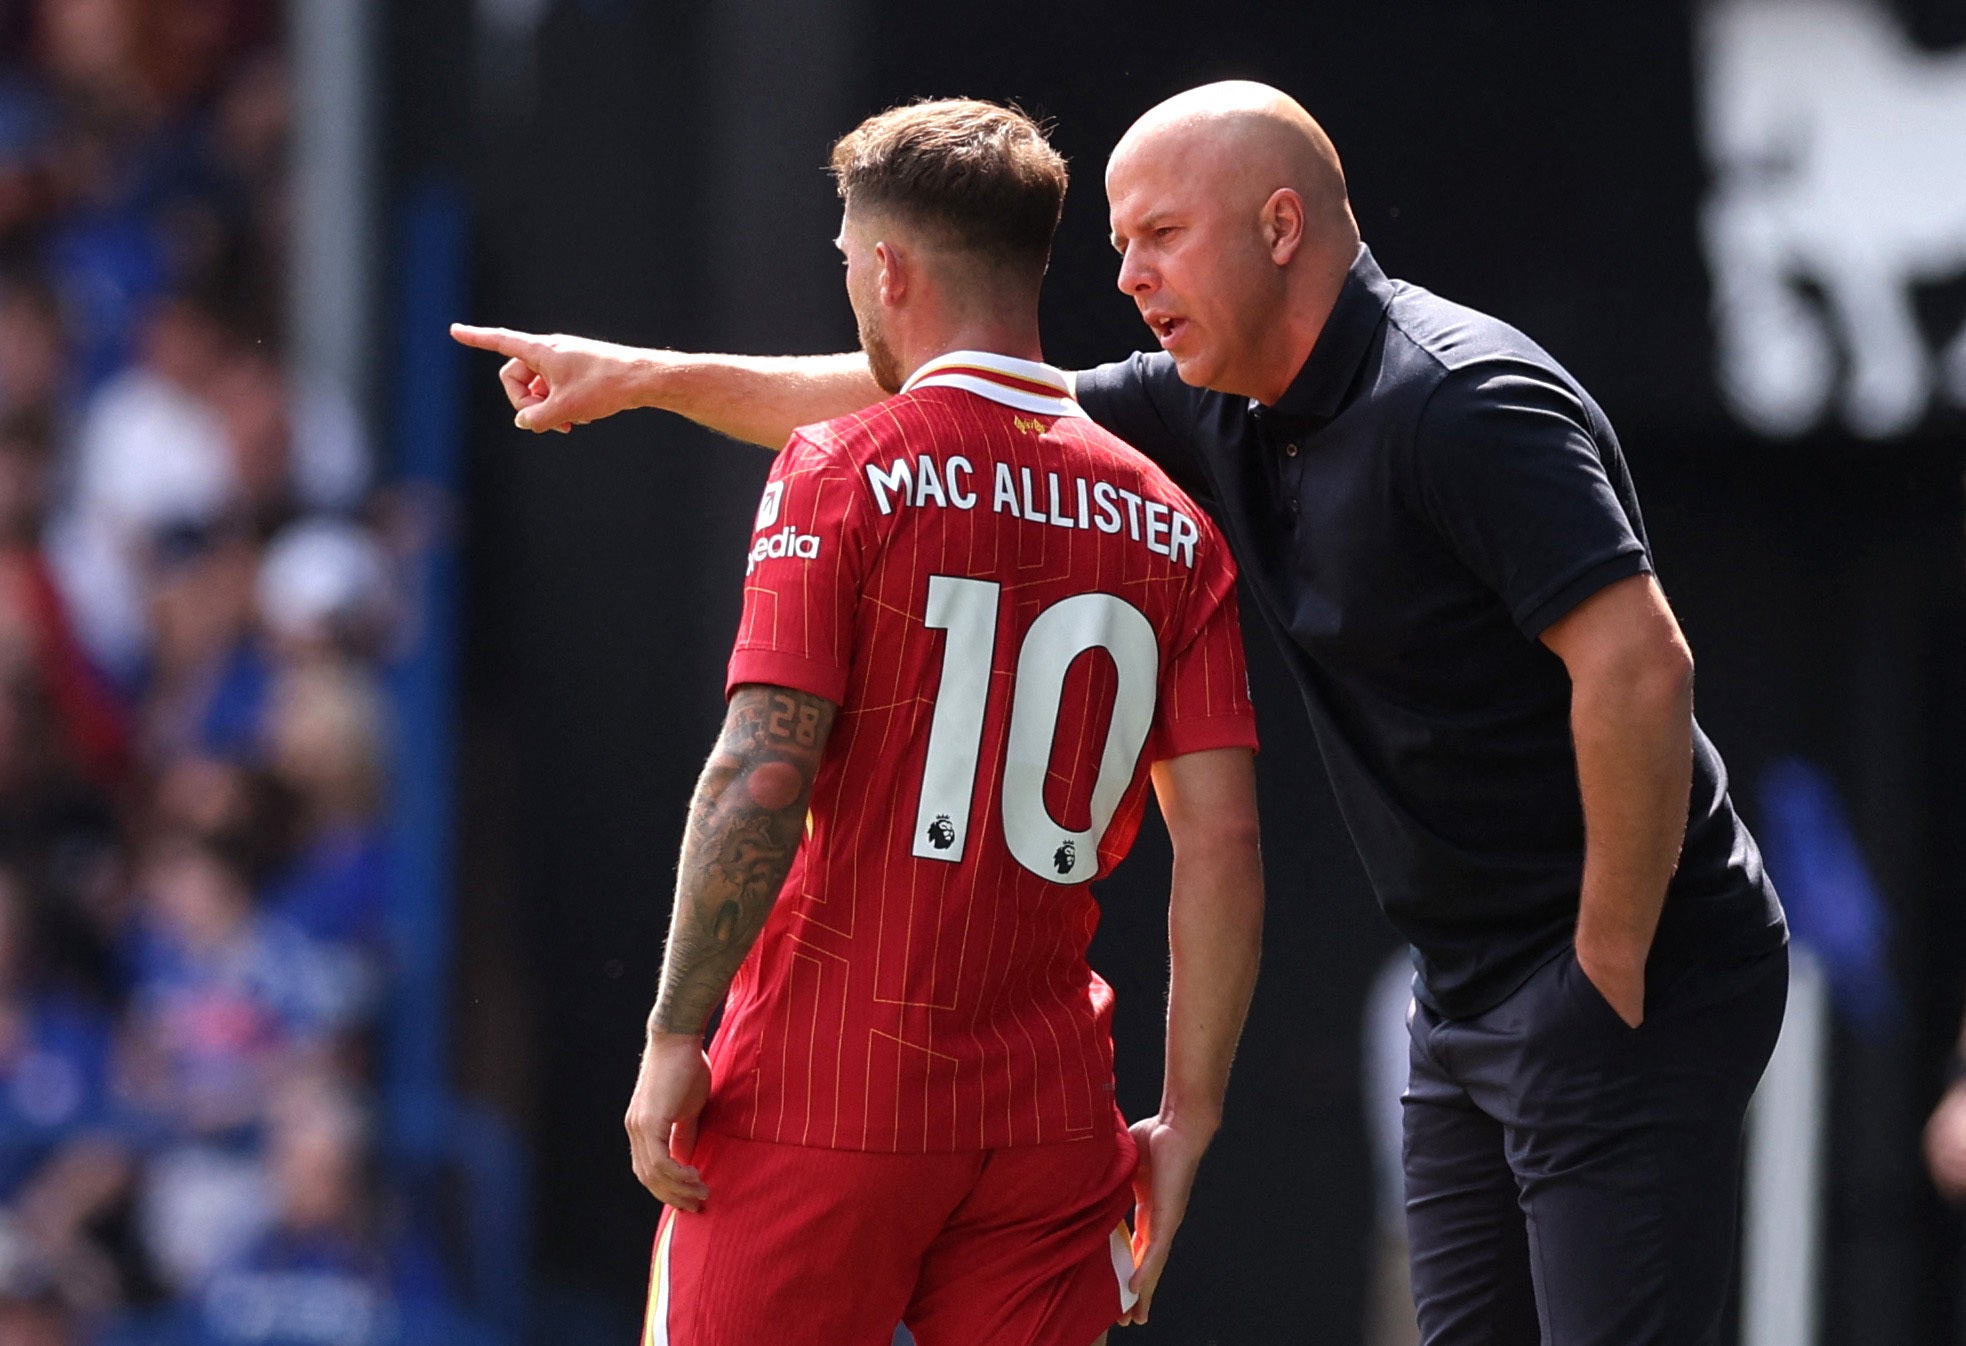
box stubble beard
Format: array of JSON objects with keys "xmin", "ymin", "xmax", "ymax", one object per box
[{"xmin": 861, "ymin": 318, "xmax": 903, "ymax": 395}]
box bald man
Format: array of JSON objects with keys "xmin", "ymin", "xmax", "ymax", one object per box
[{"xmin": 455, "ymin": 80, "xmax": 1787, "ymax": 1346}]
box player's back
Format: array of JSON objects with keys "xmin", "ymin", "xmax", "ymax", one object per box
[{"xmin": 713, "ymin": 351, "xmax": 1254, "ymax": 1154}]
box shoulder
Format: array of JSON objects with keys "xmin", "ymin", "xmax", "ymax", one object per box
[
  {"xmin": 1077, "ymin": 350, "xmax": 1179, "ymax": 401},
  {"xmin": 1378, "ymin": 280, "xmax": 1601, "ymax": 429},
  {"xmin": 1078, "ymin": 351, "xmax": 1235, "ymax": 422},
  {"xmin": 1069, "ymin": 415, "xmax": 1211, "ymax": 512},
  {"xmin": 1354, "ymin": 284, "xmax": 1612, "ymax": 487},
  {"xmin": 1075, "ymin": 352, "xmax": 1246, "ymax": 497},
  {"xmin": 789, "ymin": 389, "xmax": 972, "ymax": 465},
  {"xmin": 1077, "ymin": 351, "xmax": 1235, "ymax": 428},
  {"xmin": 772, "ymin": 407, "xmax": 905, "ymax": 497}
]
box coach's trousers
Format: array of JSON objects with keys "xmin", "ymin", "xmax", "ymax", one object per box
[{"xmin": 1403, "ymin": 942, "xmax": 1788, "ymax": 1346}]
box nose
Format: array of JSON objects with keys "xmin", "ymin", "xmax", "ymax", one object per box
[{"xmin": 1116, "ymin": 243, "xmax": 1154, "ymax": 297}]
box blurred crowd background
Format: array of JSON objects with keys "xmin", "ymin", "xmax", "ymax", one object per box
[{"xmin": 0, "ymin": 1, "xmax": 434, "ymax": 1342}]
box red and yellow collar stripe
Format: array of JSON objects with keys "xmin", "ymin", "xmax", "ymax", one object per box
[{"xmin": 903, "ymin": 350, "xmax": 1087, "ymax": 419}]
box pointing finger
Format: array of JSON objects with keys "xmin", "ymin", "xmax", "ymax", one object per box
[{"xmin": 451, "ymin": 323, "xmax": 543, "ymax": 359}]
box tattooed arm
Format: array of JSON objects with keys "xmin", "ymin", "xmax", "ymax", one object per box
[{"xmin": 624, "ymin": 683, "xmax": 837, "ymax": 1209}]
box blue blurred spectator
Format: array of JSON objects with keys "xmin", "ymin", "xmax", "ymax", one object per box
[
  {"xmin": 0, "ymin": 6, "xmax": 431, "ymax": 1340},
  {"xmin": 164, "ymin": 508, "xmax": 398, "ymax": 777},
  {"xmin": 187, "ymin": 1078, "xmax": 448, "ymax": 1346},
  {"xmin": 31, "ymin": 0, "xmax": 273, "ymax": 390},
  {"xmin": 257, "ymin": 660, "xmax": 388, "ymax": 964},
  {"xmin": 134, "ymin": 511, "xmax": 263, "ymax": 767},
  {"xmin": 118, "ymin": 832, "xmax": 361, "ymax": 1293},
  {"xmin": 46, "ymin": 289, "xmax": 240, "ymax": 689},
  {"xmin": 45, "ymin": 296, "xmax": 370, "ymax": 696}
]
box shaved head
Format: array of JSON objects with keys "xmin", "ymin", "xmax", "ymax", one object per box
[
  {"xmin": 1110, "ymin": 81, "xmax": 1353, "ymax": 240},
  {"xmin": 1105, "ymin": 81, "xmax": 1359, "ymax": 404}
]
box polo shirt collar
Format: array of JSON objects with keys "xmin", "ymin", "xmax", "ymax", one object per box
[
  {"xmin": 903, "ymin": 349, "xmax": 1087, "ymax": 418},
  {"xmin": 1257, "ymin": 242, "xmax": 1393, "ymax": 422}
]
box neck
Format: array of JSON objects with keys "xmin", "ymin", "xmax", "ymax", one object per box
[
  {"xmin": 893, "ymin": 311, "xmax": 1046, "ymax": 386},
  {"xmin": 1251, "ymin": 240, "xmax": 1355, "ymax": 407}
]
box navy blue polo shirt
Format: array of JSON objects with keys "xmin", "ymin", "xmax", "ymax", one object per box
[{"xmin": 1077, "ymin": 245, "xmax": 1785, "ymax": 1019}]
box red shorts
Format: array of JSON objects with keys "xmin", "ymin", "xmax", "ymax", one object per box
[{"xmin": 641, "ymin": 1109, "xmax": 1136, "ymax": 1346}]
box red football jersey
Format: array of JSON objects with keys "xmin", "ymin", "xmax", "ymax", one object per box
[{"xmin": 711, "ymin": 350, "xmax": 1257, "ymax": 1154}]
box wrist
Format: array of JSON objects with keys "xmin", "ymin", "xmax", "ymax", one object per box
[
  {"xmin": 630, "ymin": 349, "xmax": 680, "ymax": 411},
  {"xmin": 1152, "ymin": 1101, "xmax": 1223, "ymax": 1140},
  {"xmin": 645, "ymin": 1022, "xmax": 707, "ymax": 1050},
  {"xmin": 1573, "ymin": 926, "xmax": 1649, "ymax": 973}
]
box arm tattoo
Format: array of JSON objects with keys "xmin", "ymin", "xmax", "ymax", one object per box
[{"xmin": 650, "ymin": 685, "xmax": 836, "ymax": 1036}]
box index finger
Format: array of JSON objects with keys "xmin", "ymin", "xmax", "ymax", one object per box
[{"xmin": 450, "ymin": 323, "xmax": 543, "ymax": 359}]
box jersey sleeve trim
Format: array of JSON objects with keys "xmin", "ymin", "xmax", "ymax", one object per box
[
  {"xmin": 727, "ymin": 646, "xmax": 851, "ymax": 705},
  {"xmin": 1152, "ymin": 710, "xmax": 1260, "ymax": 762}
]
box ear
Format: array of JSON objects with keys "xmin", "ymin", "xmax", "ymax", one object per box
[
  {"xmin": 1261, "ymin": 189, "xmax": 1306, "ymax": 267},
  {"xmin": 874, "ymin": 240, "xmax": 908, "ymax": 306}
]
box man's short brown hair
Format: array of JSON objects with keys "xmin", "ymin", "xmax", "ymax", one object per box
[{"xmin": 829, "ymin": 99, "xmax": 1067, "ymax": 272}]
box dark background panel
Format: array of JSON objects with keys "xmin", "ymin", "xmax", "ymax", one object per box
[
  {"xmin": 448, "ymin": 1, "xmax": 728, "ymax": 1306},
  {"xmin": 863, "ymin": 1, "xmax": 1721, "ymax": 438}
]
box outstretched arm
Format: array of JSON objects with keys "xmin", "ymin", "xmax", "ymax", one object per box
[
  {"xmin": 1124, "ymin": 746, "xmax": 1264, "ymax": 1325},
  {"xmin": 624, "ymin": 683, "xmax": 837, "ymax": 1209},
  {"xmin": 450, "ymin": 324, "xmax": 885, "ymax": 448}
]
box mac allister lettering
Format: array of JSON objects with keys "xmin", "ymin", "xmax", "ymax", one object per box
[{"xmin": 861, "ymin": 455, "xmax": 1200, "ymax": 568}]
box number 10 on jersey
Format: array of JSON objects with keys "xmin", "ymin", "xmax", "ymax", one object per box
[{"xmin": 912, "ymin": 574, "xmax": 1160, "ymax": 885}]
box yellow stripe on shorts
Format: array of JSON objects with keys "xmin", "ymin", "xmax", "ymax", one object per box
[{"xmin": 643, "ymin": 1211, "xmax": 677, "ymax": 1346}]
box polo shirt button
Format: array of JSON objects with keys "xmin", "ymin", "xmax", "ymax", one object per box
[{"xmin": 1285, "ymin": 442, "xmax": 1300, "ymax": 457}]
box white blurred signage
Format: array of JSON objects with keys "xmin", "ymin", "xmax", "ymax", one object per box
[{"xmin": 1699, "ymin": 0, "xmax": 1966, "ymax": 439}]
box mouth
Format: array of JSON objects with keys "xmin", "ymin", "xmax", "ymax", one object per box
[{"xmin": 1143, "ymin": 313, "xmax": 1186, "ymax": 348}]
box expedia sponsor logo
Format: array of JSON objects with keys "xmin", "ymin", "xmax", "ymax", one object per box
[
  {"xmin": 746, "ymin": 525, "xmax": 822, "ymax": 574},
  {"xmin": 754, "ymin": 481, "xmax": 785, "ymax": 530}
]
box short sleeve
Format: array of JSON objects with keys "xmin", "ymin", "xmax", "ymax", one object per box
[
  {"xmin": 726, "ymin": 432, "xmax": 867, "ymax": 703},
  {"xmin": 1408, "ymin": 364, "xmax": 1651, "ymax": 638},
  {"xmin": 1075, "ymin": 353, "xmax": 1214, "ymax": 500},
  {"xmin": 1150, "ymin": 523, "xmax": 1260, "ymax": 761}
]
